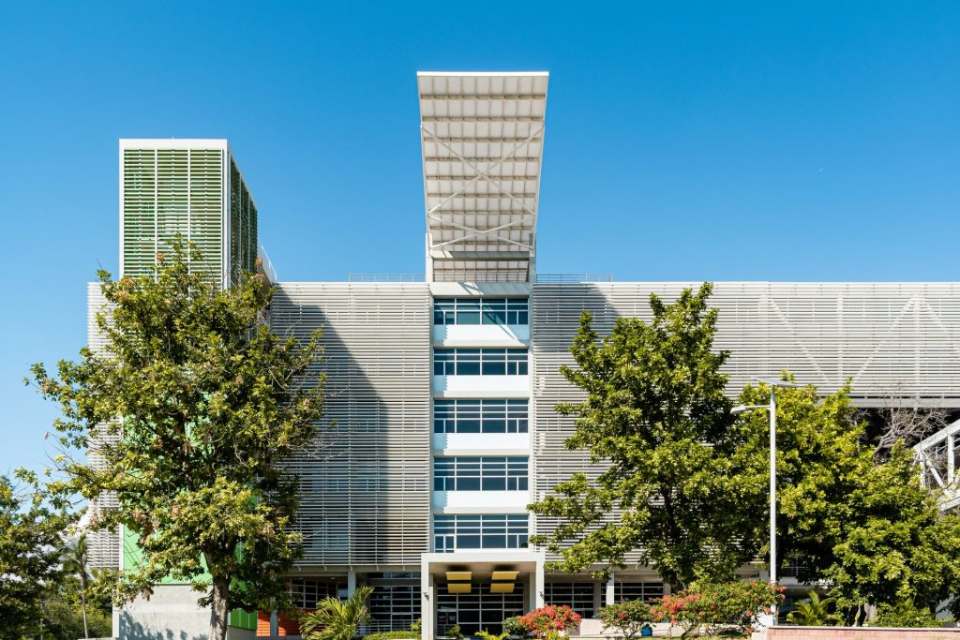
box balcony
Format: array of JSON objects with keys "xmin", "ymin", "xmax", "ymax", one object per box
[
  {"xmin": 433, "ymin": 374, "xmax": 529, "ymax": 398},
  {"xmin": 432, "ymin": 323, "xmax": 529, "ymax": 348},
  {"xmin": 432, "ymin": 490, "xmax": 529, "ymax": 513},
  {"xmin": 432, "ymin": 431, "xmax": 529, "ymax": 456}
]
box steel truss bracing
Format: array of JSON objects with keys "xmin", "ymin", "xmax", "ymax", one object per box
[
  {"xmin": 915, "ymin": 418, "xmax": 960, "ymax": 512},
  {"xmin": 533, "ymin": 282, "xmax": 960, "ymax": 555},
  {"xmin": 418, "ymin": 72, "xmax": 549, "ymax": 283}
]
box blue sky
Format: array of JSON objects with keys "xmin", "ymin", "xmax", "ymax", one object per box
[{"xmin": 1, "ymin": 1, "xmax": 958, "ymax": 474}]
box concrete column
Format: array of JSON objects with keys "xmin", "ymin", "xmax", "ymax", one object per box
[
  {"xmin": 605, "ymin": 573, "xmax": 615, "ymax": 606},
  {"xmin": 347, "ymin": 570, "xmax": 357, "ymax": 597},
  {"xmin": 534, "ymin": 561, "xmax": 545, "ymax": 608},
  {"xmin": 269, "ymin": 610, "xmax": 279, "ymax": 639},
  {"xmin": 593, "ymin": 581, "xmax": 602, "ymax": 615},
  {"xmin": 421, "ymin": 570, "xmax": 434, "ymax": 640}
]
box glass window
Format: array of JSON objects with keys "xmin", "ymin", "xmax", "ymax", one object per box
[
  {"xmin": 433, "ymin": 456, "xmax": 528, "ymax": 491},
  {"xmin": 481, "ymin": 350, "xmax": 506, "ymax": 375},
  {"xmin": 433, "ymin": 298, "xmax": 529, "ymax": 326},
  {"xmin": 434, "ymin": 299, "xmax": 455, "ymax": 325},
  {"xmin": 436, "ymin": 588, "xmax": 525, "ymax": 635},
  {"xmin": 433, "ymin": 348, "xmax": 528, "ymax": 376},
  {"xmin": 457, "ymin": 298, "xmax": 482, "ymax": 325},
  {"xmin": 614, "ymin": 581, "xmax": 665, "ymax": 603},
  {"xmin": 545, "ymin": 582, "xmax": 596, "ymax": 618},
  {"xmin": 366, "ymin": 574, "xmax": 422, "ymax": 633},
  {"xmin": 434, "ymin": 514, "xmax": 529, "ymax": 551},
  {"xmin": 434, "ymin": 399, "xmax": 528, "ymax": 434},
  {"xmin": 287, "ymin": 577, "xmax": 347, "ymax": 609}
]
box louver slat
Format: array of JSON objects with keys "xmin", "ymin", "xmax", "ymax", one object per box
[
  {"xmin": 532, "ymin": 282, "xmax": 960, "ymax": 561},
  {"xmin": 271, "ymin": 283, "xmax": 432, "ymax": 569}
]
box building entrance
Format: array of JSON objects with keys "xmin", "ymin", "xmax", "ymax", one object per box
[{"xmin": 436, "ymin": 584, "xmax": 525, "ymax": 636}]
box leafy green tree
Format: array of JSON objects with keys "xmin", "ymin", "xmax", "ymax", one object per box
[
  {"xmin": 300, "ymin": 586, "xmax": 373, "ymax": 640},
  {"xmin": 40, "ymin": 571, "xmax": 113, "ymax": 640},
  {"xmin": 529, "ymin": 284, "xmax": 757, "ymax": 588},
  {"xmin": 0, "ymin": 470, "xmax": 74, "ymax": 640},
  {"xmin": 32, "ymin": 243, "xmax": 325, "ymax": 640},
  {"xmin": 61, "ymin": 534, "xmax": 92, "ymax": 638},
  {"xmin": 735, "ymin": 382, "xmax": 960, "ymax": 624}
]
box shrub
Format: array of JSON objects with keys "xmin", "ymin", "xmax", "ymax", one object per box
[
  {"xmin": 301, "ymin": 586, "xmax": 373, "ymax": 640},
  {"xmin": 362, "ymin": 632, "xmax": 418, "ymax": 640},
  {"xmin": 599, "ymin": 600, "xmax": 652, "ymax": 639},
  {"xmin": 872, "ymin": 601, "xmax": 941, "ymax": 628},
  {"xmin": 518, "ymin": 605, "xmax": 582, "ymax": 639},
  {"xmin": 650, "ymin": 581, "xmax": 782, "ymax": 638},
  {"xmin": 502, "ymin": 615, "xmax": 527, "ymax": 637},
  {"xmin": 786, "ymin": 591, "xmax": 841, "ymax": 626}
]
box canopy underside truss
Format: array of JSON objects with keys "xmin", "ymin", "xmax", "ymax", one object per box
[{"xmin": 418, "ymin": 71, "xmax": 549, "ymax": 283}]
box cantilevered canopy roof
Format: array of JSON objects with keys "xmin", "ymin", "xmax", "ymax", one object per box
[{"xmin": 418, "ymin": 71, "xmax": 549, "ymax": 283}]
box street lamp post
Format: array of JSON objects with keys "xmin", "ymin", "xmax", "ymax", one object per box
[{"xmin": 732, "ymin": 378, "xmax": 797, "ymax": 626}]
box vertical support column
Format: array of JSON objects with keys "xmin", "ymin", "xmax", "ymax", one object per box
[
  {"xmin": 605, "ymin": 573, "xmax": 615, "ymax": 606},
  {"xmin": 592, "ymin": 581, "xmax": 602, "ymax": 616},
  {"xmin": 421, "ymin": 568, "xmax": 434, "ymax": 640},
  {"xmin": 534, "ymin": 561, "xmax": 545, "ymax": 608},
  {"xmin": 948, "ymin": 433, "xmax": 956, "ymax": 486},
  {"xmin": 347, "ymin": 571, "xmax": 357, "ymax": 597},
  {"xmin": 269, "ymin": 610, "xmax": 279, "ymax": 639}
]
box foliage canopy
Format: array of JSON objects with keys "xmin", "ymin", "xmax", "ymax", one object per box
[
  {"xmin": 32, "ymin": 242, "xmax": 325, "ymax": 640},
  {"xmin": 529, "ymin": 284, "xmax": 756, "ymax": 588}
]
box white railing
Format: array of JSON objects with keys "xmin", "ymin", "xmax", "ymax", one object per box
[
  {"xmin": 536, "ymin": 273, "xmax": 614, "ymax": 283},
  {"xmin": 257, "ymin": 244, "xmax": 278, "ymax": 283},
  {"xmin": 347, "ymin": 272, "xmax": 424, "ymax": 282}
]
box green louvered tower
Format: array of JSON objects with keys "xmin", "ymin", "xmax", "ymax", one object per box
[{"xmin": 119, "ymin": 139, "xmax": 262, "ymax": 286}]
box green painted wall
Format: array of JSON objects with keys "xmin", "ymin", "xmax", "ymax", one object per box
[{"xmin": 122, "ymin": 525, "xmax": 255, "ymax": 629}]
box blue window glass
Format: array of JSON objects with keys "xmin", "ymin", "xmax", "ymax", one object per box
[
  {"xmin": 433, "ymin": 514, "xmax": 529, "ymax": 551},
  {"xmin": 433, "ymin": 348, "xmax": 528, "ymax": 376},
  {"xmin": 433, "ymin": 399, "xmax": 528, "ymax": 434},
  {"xmin": 433, "ymin": 457, "xmax": 528, "ymax": 491},
  {"xmin": 433, "ymin": 298, "xmax": 529, "ymax": 326}
]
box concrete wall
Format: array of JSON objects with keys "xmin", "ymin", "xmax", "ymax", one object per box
[
  {"xmin": 118, "ymin": 585, "xmax": 256, "ymax": 640},
  {"xmin": 767, "ymin": 627, "xmax": 960, "ymax": 639},
  {"xmin": 118, "ymin": 585, "xmax": 210, "ymax": 640}
]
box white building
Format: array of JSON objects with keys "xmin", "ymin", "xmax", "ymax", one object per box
[{"xmin": 88, "ymin": 72, "xmax": 960, "ymax": 640}]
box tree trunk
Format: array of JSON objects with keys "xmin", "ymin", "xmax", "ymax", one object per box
[
  {"xmin": 209, "ymin": 578, "xmax": 230, "ymax": 640},
  {"xmin": 80, "ymin": 589, "xmax": 89, "ymax": 639}
]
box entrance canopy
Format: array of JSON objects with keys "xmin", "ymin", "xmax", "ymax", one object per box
[
  {"xmin": 420, "ymin": 551, "xmax": 545, "ymax": 639},
  {"xmin": 418, "ymin": 72, "xmax": 549, "ymax": 283}
]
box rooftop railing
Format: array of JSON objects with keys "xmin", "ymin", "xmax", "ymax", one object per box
[
  {"xmin": 535, "ymin": 273, "xmax": 614, "ymax": 283},
  {"xmin": 347, "ymin": 272, "xmax": 424, "ymax": 282}
]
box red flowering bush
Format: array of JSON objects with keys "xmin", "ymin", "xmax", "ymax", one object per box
[
  {"xmin": 650, "ymin": 581, "xmax": 783, "ymax": 638},
  {"xmin": 598, "ymin": 600, "xmax": 652, "ymax": 639},
  {"xmin": 518, "ymin": 605, "xmax": 582, "ymax": 639}
]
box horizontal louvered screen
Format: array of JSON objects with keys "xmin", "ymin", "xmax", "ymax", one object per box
[
  {"xmin": 271, "ymin": 283, "xmax": 432, "ymax": 568},
  {"xmin": 86, "ymin": 283, "xmax": 119, "ymax": 569},
  {"xmin": 229, "ymin": 159, "xmax": 258, "ymax": 284},
  {"xmin": 531, "ymin": 282, "xmax": 960, "ymax": 558},
  {"xmin": 121, "ymin": 147, "xmax": 224, "ymax": 281}
]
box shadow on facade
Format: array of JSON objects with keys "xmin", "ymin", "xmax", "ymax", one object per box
[
  {"xmin": 119, "ymin": 610, "xmax": 206, "ymax": 640},
  {"xmin": 271, "ymin": 284, "xmax": 432, "ymax": 570}
]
